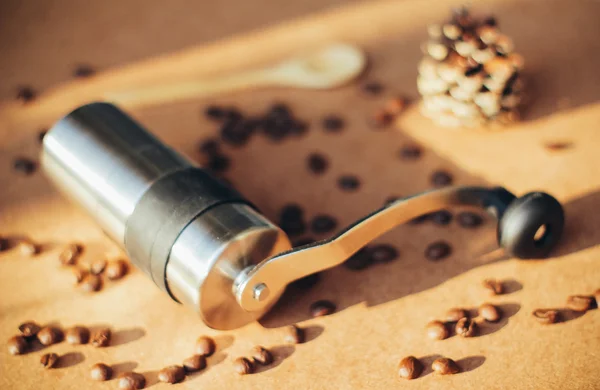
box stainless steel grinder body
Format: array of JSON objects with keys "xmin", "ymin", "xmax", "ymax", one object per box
[{"xmin": 42, "ymin": 103, "xmax": 291, "ymax": 329}]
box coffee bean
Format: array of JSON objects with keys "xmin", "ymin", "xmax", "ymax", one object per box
[
  {"xmin": 90, "ymin": 363, "xmax": 112, "ymax": 381},
  {"xmin": 183, "ymin": 355, "xmax": 206, "ymax": 373},
  {"xmin": 457, "ymin": 211, "xmax": 483, "ymax": 228},
  {"xmin": 398, "ymin": 356, "xmax": 423, "ymax": 380},
  {"xmin": 566, "ymin": 295, "xmax": 595, "ymax": 312},
  {"xmin": 38, "ymin": 129, "xmax": 48, "ymax": 143},
  {"xmin": 105, "ymin": 259, "xmax": 128, "ymax": 280},
  {"xmin": 16, "ymin": 86, "xmax": 36, "ymax": 102},
  {"xmin": 309, "ymin": 300, "xmax": 336, "ymax": 317},
  {"xmin": 13, "ymin": 157, "xmax": 36, "ymax": 175},
  {"xmin": 204, "ymin": 105, "xmax": 226, "ymax": 120},
  {"xmin": 385, "ymin": 97, "xmax": 407, "ymax": 115},
  {"xmin": 18, "ymin": 321, "xmax": 41, "ymax": 338},
  {"xmin": 368, "ymin": 109, "xmax": 393, "ymax": 128},
  {"xmin": 425, "ymin": 241, "xmax": 452, "ymax": 261},
  {"xmin": 361, "ymin": 81, "xmax": 384, "ymax": 96},
  {"xmin": 233, "ymin": 357, "xmax": 254, "ymax": 375},
  {"xmin": 283, "ymin": 324, "xmax": 304, "ymax": 344},
  {"xmin": 7, "ymin": 335, "xmax": 28, "ymax": 355},
  {"xmin": 199, "ymin": 138, "xmax": 220, "ymax": 155},
  {"xmin": 482, "ymin": 278, "xmax": 504, "ymax": 295},
  {"xmin": 369, "ymin": 244, "xmax": 398, "ymax": 263},
  {"xmin": 532, "ymin": 309, "xmax": 559, "ymax": 324},
  {"xmin": 91, "ymin": 328, "xmax": 111, "ymax": 347},
  {"xmin": 251, "ymin": 346, "xmax": 273, "ymax": 365},
  {"xmin": 80, "ymin": 274, "xmax": 102, "ymax": 292},
  {"xmin": 59, "ymin": 243, "xmax": 82, "ymax": 266},
  {"xmin": 195, "ymin": 336, "xmax": 216, "ymax": 356},
  {"xmin": 72, "ymin": 267, "xmax": 88, "ymax": 284},
  {"xmin": 343, "ymin": 247, "xmax": 372, "ymax": 270},
  {"xmin": 279, "ymin": 205, "xmax": 306, "ymax": 237},
  {"xmin": 430, "ymin": 170, "xmax": 453, "ymax": 187},
  {"xmin": 338, "ymin": 175, "xmax": 360, "ymax": 192},
  {"xmin": 206, "ymin": 153, "xmax": 230, "ymax": 173},
  {"xmin": 118, "ymin": 372, "xmax": 146, "ymax": 390},
  {"xmin": 432, "ymin": 357, "xmax": 460, "ymax": 375},
  {"xmin": 290, "ymin": 272, "xmax": 320, "ymax": 290},
  {"xmin": 307, "ymin": 153, "xmax": 329, "ymax": 175},
  {"xmin": 40, "ymin": 353, "xmax": 59, "ymax": 369},
  {"xmin": 37, "ymin": 326, "xmax": 63, "ymax": 346},
  {"xmin": 158, "ymin": 365, "xmax": 185, "ymax": 384},
  {"xmin": 65, "ymin": 326, "xmax": 90, "ymax": 345},
  {"xmin": 478, "ymin": 303, "xmax": 501, "ymax": 322},
  {"xmin": 455, "ymin": 317, "xmax": 477, "ymax": 337},
  {"xmin": 430, "ymin": 210, "xmax": 452, "ymax": 225},
  {"xmin": 444, "ymin": 308, "xmax": 468, "ymax": 323},
  {"xmin": 426, "ymin": 320, "xmax": 448, "ymax": 340},
  {"xmin": 322, "ymin": 115, "xmax": 344, "ymax": 132},
  {"xmin": 73, "ymin": 64, "xmax": 95, "ymax": 78},
  {"xmin": 280, "ymin": 204, "xmax": 303, "ymax": 220},
  {"xmin": 90, "ymin": 259, "xmax": 107, "ymax": 275},
  {"xmin": 399, "ymin": 144, "xmax": 422, "ymax": 160},
  {"xmin": 310, "ymin": 215, "xmax": 337, "ymax": 234}
]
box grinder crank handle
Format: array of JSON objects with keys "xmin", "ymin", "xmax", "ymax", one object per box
[{"xmin": 234, "ymin": 186, "xmax": 564, "ymax": 312}]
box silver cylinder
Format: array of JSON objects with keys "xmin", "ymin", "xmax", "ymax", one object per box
[{"xmin": 42, "ymin": 103, "xmax": 290, "ymax": 329}]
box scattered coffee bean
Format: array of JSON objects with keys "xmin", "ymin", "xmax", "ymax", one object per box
[
  {"xmin": 398, "ymin": 356, "xmax": 423, "ymax": 380},
  {"xmin": 91, "ymin": 328, "xmax": 111, "ymax": 347},
  {"xmin": 40, "ymin": 353, "xmax": 59, "ymax": 369},
  {"xmin": 90, "ymin": 259, "xmax": 107, "ymax": 275},
  {"xmin": 16, "ymin": 86, "xmax": 36, "ymax": 102},
  {"xmin": 204, "ymin": 105, "xmax": 226, "ymax": 120},
  {"xmin": 13, "ymin": 157, "xmax": 36, "ymax": 175},
  {"xmin": 430, "ymin": 170, "xmax": 453, "ymax": 187},
  {"xmin": 309, "ymin": 300, "xmax": 336, "ymax": 317},
  {"xmin": 72, "ymin": 267, "xmax": 88, "ymax": 284},
  {"xmin": 283, "ymin": 324, "xmax": 304, "ymax": 344},
  {"xmin": 337, "ymin": 175, "xmax": 361, "ymax": 192},
  {"xmin": 457, "ymin": 211, "xmax": 483, "ymax": 228},
  {"xmin": 361, "ymin": 81, "xmax": 384, "ymax": 96},
  {"xmin": 73, "ymin": 64, "xmax": 95, "ymax": 78},
  {"xmin": 7, "ymin": 335, "xmax": 28, "ymax": 355},
  {"xmin": 279, "ymin": 204, "xmax": 306, "ymax": 237},
  {"xmin": 432, "ymin": 357, "xmax": 460, "ymax": 375},
  {"xmin": 310, "ymin": 215, "xmax": 337, "ymax": 234},
  {"xmin": 90, "ymin": 363, "xmax": 113, "ymax": 381},
  {"xmin": 198, "ymin": 138, "xmax": 220, "ymax": 155},
  {"xmin": 385, "ymin": 97, "xmax": 407, "ymax": 115},
  {"xmin": 368, "ymin": 109, "xmax": 393, "ymax": 128},
  {"xmin": 426, "ymin": 320, "xmax": 448, "ymax": 340},
  {"xmin": 444, "ymin": 308, "xmax": 468, "ymax": 323},
  {"xmin": 59, "ymin": 243, "xmax": 82, "ymax": 266},
  {"xmin": 369, "ymin": 244, "xmax": 398, "ymax": 263},
  {"xmin": 343, "ymin": 247, "xmax": 372, "ymax": 270},
  {"xmin": 206, "ymin": 153, "xmax": 231, "ymax": 173},
  {"xmin": 38, "ymin": 129, "xmax": 48, "ymax": 143},
  {"xmin": 158, "ymin": 365, "xmax": 186, "ymax": 384},
  {"xmin": 566, "ymin": 295, "xmax": 595, "ymax": 312},
  {"xmin": 195, "ymin": 336, "xmax": 216, "ymax": 356},
  {"xmin": 105, "ymin": 259, "xmax": 128, "ymax": 280},
  {"xmin": 399, "ymin": 144, "xmax": 422, "ymax": 160},
  {"xmin": 220, "ymin": 119, "xmax": 254, "ymax": 147},
  {"xmin": 37, "ymin": 326, "xmax": 63, "ymax": 346},
  {"xmin": 478, "ymin": 303, "xmax": 501, "ymax": 322},
  {"xmin": 482, "ymin": 278, "xmax": 504, "ymax": 295},
  {"xmin": 290, "ymin": 273, "xmax": 320, "ymax": 290},
  {"xmin": 65, "ymin": 326, "xmax": 90, "ymax": 345},
  {"xmin": 183, "ymin": 355, "xmax": 207, "ymax": 373},
  {"xmin": 18, "ymin": 321, "xmax": 41, "ymax": 338},
  {"xmin": 233, "ymin": 357, "xmax": 254, "ymax": 375},
  {"xmin": 532, "ymin": 309, "xmax": 559, "ymax": 324},
  {"xmin": 322, "ymin": 115, "xmax": 345, "ymax": 132},
  {"xmin": 251, "ymin": 346, "xmax": 273, "ymax": 365},
  {"xmin": 80, "ymin": 274, "xmax": 102, "ymax": 292},
  {"xmin": 456, "ymin": 317, "xmax": 477, "ymax": 337},
  {"xmin": 118, "ymin": 372, "xmax": 146, "ymax": 390},
  {"xmin": 425, "ymin": 241, "xmax": 452, "ymax": 261},
  {"xmin": 307, "ymin": 153, "xmax": 329, "ymax": 175},
  {"xmin": 430, "ymin": 210, "xmax": 452, "ymax": 225}
]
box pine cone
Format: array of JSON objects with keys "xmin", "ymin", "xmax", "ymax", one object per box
[{"xmin": 417, "ymin": 8, "xmax": 524, "ymax": 127}]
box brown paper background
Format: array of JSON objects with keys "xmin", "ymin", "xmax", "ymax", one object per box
[{"xmin": 1, "ymin": 0, "xmax": 599, "ymax": 389}]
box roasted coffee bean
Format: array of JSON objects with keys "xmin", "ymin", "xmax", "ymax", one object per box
[
  {"xmin": 399, "ymin": 144, "xmax": 422, "ymax": 160},
  {"xmin": 16, "ymin": 86, "xmax": 36, "ymax": 102},
  {"xmin": 90, "ymin": 259, "xmax": 107, "ymax": 275},
  {"xmin": 220, "ymin": 120, "xmax": 253, "ymax": 147},
  {"xmin": 206, "ymin": 153, "xmax": 231, "ymax": 173},
  {"xmin": 65, "ymin": 326, "xmax": 90, "ymax": 345},
  {"xmin": 310, "ymin": 215, "xmax": 337, "ymax": 234},
  {"xmin": 432, "ymin": 357, "xmax": 460, "ymax": 375},
  {"xmin": 309, "ymin": 300, "xmax": 336, "ymax": 317},
  {"xmin": 204, "ymin": 105, "xmax": 226, "ymax": 120},
  {"xmin": 105, "ymin": 259, "xmax": 128, "ymax": 280},
  {"xmin": 482, "ymin": 278, "xmax": 504, "ymax": 295},
  {"xmin": 457, "ymin": 211, "xmax": 483, "ymax": 228},
  {"xmin": 38, "ymin": 130, "xmax": 48, "ymax": 143},
  {"xmin": 13, "ymin": 157, "xmax": 36, "ymax": 175},
  {"xmin": 281, "ymin": 218, "xmax": 306, "ymax": 237},
  {"xmin": 425, "ymin": 241, "xmax": 452, "ymax": 261},
  {"xmin": 73, "ymin": 64, "xmax": 95, "ymax": 78},
  {"xmin": 233, "ymin": 357, "xmax": 254, "ymax": 375},
  {"xmin": 280, "ymin": 204, "xmax": 303, "ymax": 220},
  {"xmin": 337, "ymin": 175, "xmax": 360, "ymax": 192},
  {"xmin": 18, "ymin": 321, "xmax": 41, "ymax": 338},
  {"xmin": 8, "ymin": 335, "xmax": 28, "ymax": 355},
  {"xmin": 307, "ymin": 153, "xmax": 329, "ymax": 175},
  {"xmin": 90, "ymin": 363, "xmax": 112, "ymax": 381},
  {"xmin": 385, "ymin": 97, "xmax": 407, "ymax": 115},
  {"xmin": 91, "ymin": 328, "xmax": 111, "ymax": 347},
  {"xmin": 430, "ymin": 170, "xmax": 453, "ymax": 187},
  {"xmin": 368, "ymin": 109, "xmax": 393, "ymax": 128},
  {"xmin": 343, "ymin": 247, "xmax": 372, "ymax": 270},
  {"xmin": 183, "ymin": 355, "xmax": 207, "ymax": 373},
  {"xmin": 268, "ymin": 102, "xmax": 291, "ymax": 118},
  {"xmin": 195, "ymin": 336, "xmax": 216, "ymax": 356},
  {"xmin": 80, "ymin": 274, "xmax": 102, "ymax": 292},
  {"xmin": 199, "ymin": 138, "xmax": 220, "ymax": 155},
  {"xmin": 398, "ymin": 356, "xmax": 423, "ymax": 380},
  {"xmin": 430, "ymin": 210, "xmax": 452, "ymax": 225},
  {"xmin": 59, "ymin": 243, "xmax": 82, "ymax": 266},
  {"xmin": 426, "ymin": 320, "xmax": 448, "ymax": 340},
  {"xmin": 322, "ymin": 115, "xmax": 345, "ymax": 132},
  {"xmin": 455, "ymin": 317, "xmax": 477, "ymax": 337},
  {"xmin": 478, "ymin": 303, "xmax": 501, "ymax": 322},
  {"xmin": 369, "ymin": 244, "xmax": 398, "ymax": 263},
  {"xmin": 361, "ymin": 81, "xmax": 384, "ymax": 96},
  {"xmin": 566, "ymin": 295, "xmax": 595, "ymax": 312},
  {"xmin": 72, "ymin": 267, "xmax": 88, "ymax": 284},
  {"xmin": 284, "ymin": 324, "xmax": 304, "ymax": 344},
  {"xmin": 40, "ymin": 353, "xmax": 59, "ymax": 369},
  {"xmin": 444, "ymin": 308, "xmax": 468, "ymax": 323},
  {"xmin": 37, "ymin": 326, "xmax": 63, "ymax": 346},
  {"xmin": 251, "ymin": 346, "xmax": 273, "ymax": 365},
  {"xmin": 158, "ymin": 365, "xmax": 185, "ymax": 384},
  {"xmin": 532, "ymin": 309, "xmax": 559, "ymax": 324},
  {"xmin": 118, "ymin": 372, "xmax": 146, "ymax": 390},
  {"xmin": 290, "ymin": 272, "xmax": 320, "ymax": 290}
]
